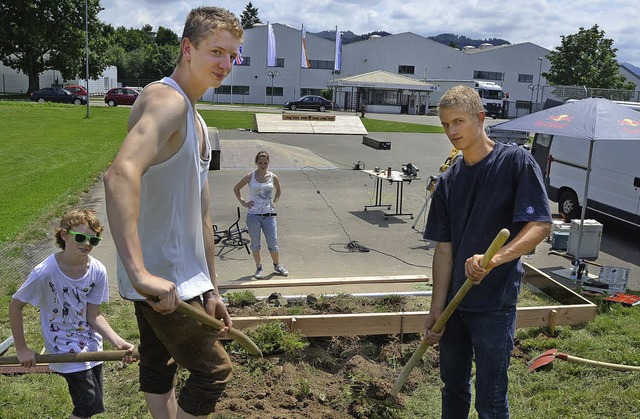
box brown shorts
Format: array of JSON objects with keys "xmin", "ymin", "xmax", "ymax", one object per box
[{"xmin": 134, "ymin": 298, "xmax": 232, "ymax": 416}]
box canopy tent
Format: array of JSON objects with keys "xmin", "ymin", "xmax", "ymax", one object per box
[{"xmin": 492, "ymin": 98, "xmax": 640, "ymax": 262}]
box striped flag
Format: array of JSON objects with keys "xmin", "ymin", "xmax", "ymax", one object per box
[
  {"xmin": 334, "ymin": 26, "xmax": 342, "ymax": 72},
  {"xmin": 301, "ymin": 24, "xmax": 310, "ymax": 69},
  {"xmin": 267, "ymin": 23, "xmax": 277, "ymax": 67},
  {"xmin": 234, "ymin": 45, "xmax": 244, "ymax": 65}
]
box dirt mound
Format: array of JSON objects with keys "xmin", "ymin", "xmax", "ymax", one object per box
[{"xmin": 211, "ymin": 294, "xmax": 441, "ymax": 418}]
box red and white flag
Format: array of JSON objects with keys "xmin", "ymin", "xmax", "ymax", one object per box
[{"xmin": 301, "ymin": 24, "xmax": 310, "ymax": 69}]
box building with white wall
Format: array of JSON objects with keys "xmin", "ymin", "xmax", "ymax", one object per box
[
  {"xmin": 0, "ymin": 63, "xmax": 117, "ymax": 95},
  {"xmin": 207, "ymin": 24, "xmax": 555, "ymax": 115}
]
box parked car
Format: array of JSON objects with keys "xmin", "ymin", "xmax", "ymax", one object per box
[
  {"xmin": 63, "ymin": 84, "xmax": 88, "ymax": 95},
  {"xmin": 104, "ymin": 87, "xmax": 139, "ymax": 106},
  {"xmin": 284, "ymin": 95, "xmax": 333, "ymax": 112},
  {"xmin": 30, "ymin": 87, "xmax": 87, "ymax": 105}
]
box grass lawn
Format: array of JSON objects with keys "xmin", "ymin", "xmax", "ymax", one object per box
[{"xmin": 1, "ymin": 101, "xmax": 639, "ymax": 418}]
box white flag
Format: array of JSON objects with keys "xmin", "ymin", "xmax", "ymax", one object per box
[
  {"xmin": 334, "ymin": 26, "xmax": 342, "ymax": 72},
  {"xmin": 301, "ymin": 24, "xmax": 310, "ymax": 69},
  {"xmin": 267, "ymin": 23, "xmax": 277, "ymax": 67}
]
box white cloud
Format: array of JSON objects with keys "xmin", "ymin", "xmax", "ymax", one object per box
[{"xmin": 98, "ymin": 0, "xmax": 640, "ymax": 64}]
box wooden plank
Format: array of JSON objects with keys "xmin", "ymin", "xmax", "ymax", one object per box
[
  {"xmin": 515, "ymin": 305, "xmax": 597, "ymax": 328},
  {"xmin": 220, "ymin": 274, "xmax": 430, "ymax": 290},
  {"xmin": 226, "ymin": 302, "xmax": 596, "ymax": 337},
  {"xmin": 228, "ymin": 312, "xmax": 427, "ymax": 337},
  {"xmin": 522, "ymin": 263, "xmax": 595, "ymax": 306}
]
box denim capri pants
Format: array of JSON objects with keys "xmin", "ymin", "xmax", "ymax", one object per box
[{"xmin": 246, "ymin": 213, "xmax": 279, "ymax": 253}]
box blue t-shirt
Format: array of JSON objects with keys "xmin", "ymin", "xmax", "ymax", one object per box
[{"xmin": 424, "ymin": 142, "xmax": 551, "ymax": 312}]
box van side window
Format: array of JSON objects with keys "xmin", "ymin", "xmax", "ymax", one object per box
[{"xmin": 536, "ymin": 133, "xmax": 552, "ymax": 147}]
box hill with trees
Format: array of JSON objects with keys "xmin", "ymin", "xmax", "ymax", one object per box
[{"xmin": 312, "ymin": 29, "xmax": 510, "ymax": 48}]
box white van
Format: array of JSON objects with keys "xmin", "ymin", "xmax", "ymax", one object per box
[{"xmin": 531, "ymin": 133, "xmax": 640, "ymax": 226}]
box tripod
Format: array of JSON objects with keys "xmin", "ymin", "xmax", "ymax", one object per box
[{"xmin": 411, "ymin": 175, "xmax": 439, "ymax": 232}]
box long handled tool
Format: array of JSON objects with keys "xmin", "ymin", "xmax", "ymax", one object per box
[
  {"xmin": 0, "ymin": 349, "xmax": 139, "ymax": 366},
  {"xmin": 0, "ymin": 301, "xmax": 261, "ymax": 365},
  {"xmin": 388, "ymin": 228, "xmax": 510, "ymax": 399},
  {"xmin": 528, "ymin": 348, "xmax": 640, "ymax": 372},
  {"xmin": 176, "ymin": 301, "xmax": 262, "ymax": 357}
]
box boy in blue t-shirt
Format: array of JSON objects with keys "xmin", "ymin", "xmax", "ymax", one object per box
[{"xmin": 423, "ymin": 85, "xmax": 551, "ymax": 418}]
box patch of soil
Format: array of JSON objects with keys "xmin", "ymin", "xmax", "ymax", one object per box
[{"xmin": 213, "ymin": 295, "xmax": 439, "ymax": 418}]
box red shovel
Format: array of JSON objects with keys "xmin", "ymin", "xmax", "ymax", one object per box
[{"xmin": 528, "ymin": 348, "xmax": 640, "ymax": 372}]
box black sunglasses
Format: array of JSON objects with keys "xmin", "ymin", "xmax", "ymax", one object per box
[{"xmin": 67, "ymin": 230, "xmax": 102, "ymax": 246}]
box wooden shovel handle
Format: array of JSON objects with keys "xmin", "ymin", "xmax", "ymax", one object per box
[
  {"xmin": 558, "ymin": 353, "xmax": 640, "ymax": 372},
  {"xmin": 176, "ymin": 301, "xmax": 262, "ymax": 357},
  {"xmin": 389, "ymin": 228, "xmax": 510, "ymax": 399},
  {"xmin": 0, "ymin": 349, "xmax": 139, "ymax": 366}
]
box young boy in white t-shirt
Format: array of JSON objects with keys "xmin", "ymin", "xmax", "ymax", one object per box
[{"xmin": 9, "ymin": 209, "xmax": 136, "ymax": 418}]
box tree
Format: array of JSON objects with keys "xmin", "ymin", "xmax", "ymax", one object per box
[
  {"xmin": 156, "ymin": 26, "xmax": 179, "ymax": 47},
  {"xmin": 543, "ymin": 25, "xmax": 635, "ymax": 90},
  {"xmin": 103, "ymin": 24, "xmax": 179, "ymax": 83},
  {"xmin": 0, "ymin": 0, "xmax": 109, "ymax": 93},
  {"xmin": 240, "ymin": 2, "xmax": 262, "ymax": 29}
]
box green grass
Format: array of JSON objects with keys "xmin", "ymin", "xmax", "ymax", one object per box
[
  {"xmin": 361, "ymin": 117, "xmax": 444, "ymax": 133},
  {"xmin": 0, "ymin": 102, "xmax": 130, "ymax": 241}
]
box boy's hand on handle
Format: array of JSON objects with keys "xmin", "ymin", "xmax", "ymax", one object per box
[
  {"xmin": 423, "ymin": 309, "xmax": 445, "ymax": 345},
  {"xmin": 116, "ymin": 341, "xmax": 138, "ymax": 365},
  {"xmin": 465, "ymin": 253, "xmax": 497, "ymax": 284},
  {"xmin": 136, "ymin": 273, "xmax": 180, "ymax": 314},
  {"xmin": 16, "ymin": 347, "xmax": 37, "ymax": 368},
  {"xmin": 203, "ymin": 291, "xmax": 233, "ymax": 337}
]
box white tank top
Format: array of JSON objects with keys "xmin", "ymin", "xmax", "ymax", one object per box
[
  {"xmin": 248, "ymin": 170, "xmax": 276, "ymax": 214},
  {"xmin": 117, "ymin": 77, "xmax": 213, "ymax": 301}
]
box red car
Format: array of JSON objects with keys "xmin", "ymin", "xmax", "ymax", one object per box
[
  {"xmin": 64, "ymin": 85, "xmax": 88, "ymax": 95},
  {"xmin": 104, "ymin": 87, "xmax": 139, "ymax": 106}
]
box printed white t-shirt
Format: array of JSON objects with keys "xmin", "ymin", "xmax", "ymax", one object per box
[{"xmin": 13, "ymin": 253, "xmax": 109, "ymax": 373}]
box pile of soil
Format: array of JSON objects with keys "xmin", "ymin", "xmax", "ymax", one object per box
[{"xmin": 210, "ymin": 294, "xmax": 443, "ymax": 418}]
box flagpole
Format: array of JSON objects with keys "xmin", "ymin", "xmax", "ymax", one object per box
[
  {"xmin": 299, "ymin": 23, "xmax": 303, "ymax": 100},
  {"xmin": 265, "ymin": 22, "xmax": 269, "ymax": 106},
  {"xmin": 333, "ymin": 26, "xmax": 338, "ymax": 111},
  {"xmin": 230, "ymin": 70, "xmax": 234, "ymax": 105}
]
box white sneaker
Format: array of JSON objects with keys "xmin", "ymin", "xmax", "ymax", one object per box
[
  {"xmin": 254, "ymin": 265, "xmax": 263, "ymax": 279},
  {"xmin": 274, "ymin": 264, "xmax": 288, "ymax": 276}
]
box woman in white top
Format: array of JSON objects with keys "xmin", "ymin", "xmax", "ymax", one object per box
[{"xmin": 233, "ymin": 151, "xmax": 288, "ymax": 279}]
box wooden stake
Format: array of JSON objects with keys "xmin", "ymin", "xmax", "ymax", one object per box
[{"xmin": 548, "ymin": 309, "xmax": 558, "ymax": 336}]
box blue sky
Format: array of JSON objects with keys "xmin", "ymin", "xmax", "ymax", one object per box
[{"xmin": 99, "ymin": 0, "xmax": 640, "ymax": 65}]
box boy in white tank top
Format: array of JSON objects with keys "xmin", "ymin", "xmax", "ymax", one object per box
[{"xmin": 104, "ymin": 7, "xmax": 243, "ymax": 417}]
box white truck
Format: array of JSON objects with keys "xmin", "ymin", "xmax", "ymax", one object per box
[
  {"xmin": 530, "ymin": 133, "xmax": 640, "ymax": 227},
  {"xmin": 427, "ymin": 79, "xmax": 504, "ymax": 118}
]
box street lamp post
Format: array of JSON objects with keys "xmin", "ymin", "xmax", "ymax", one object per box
[
  {"xmin": 266, "ymin": 70, "xmax": 280, "ymax": 105},
  {"xmin": 85, "ymin": 0, "xmax": 90, "ymax": 118},
  {"xmin": 535, "ymin": 57, "xmax": 543, "ymax": 105}
]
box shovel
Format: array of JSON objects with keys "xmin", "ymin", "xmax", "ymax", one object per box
[
  {"xmin": 388, "ymin": 228, "xmax": 510, "ymax": 399},
  {"xmin": 0, "ymin": 349, "xmax": 139, "ymax": 366},
  {"xmin": 528, "ymin": 348, "xmax": 640, "ymax": 372},
  {"xmin": 176, "ymin": 300, "xmax": 262, "ymax": 357}
]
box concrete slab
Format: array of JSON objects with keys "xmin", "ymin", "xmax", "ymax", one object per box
[{"xmin": 254, "ymin": 113, "xmax": 367, "ymax": 135}]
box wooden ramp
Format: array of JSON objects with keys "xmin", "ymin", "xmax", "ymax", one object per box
[{"xmin": 254, "ymin": 113, "xmax": 368, "ymax": 134}]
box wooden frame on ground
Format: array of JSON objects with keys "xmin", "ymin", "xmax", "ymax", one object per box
[{"xmin": 221, "ymin": 263, "xmax": 597, "ymax": 337}]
